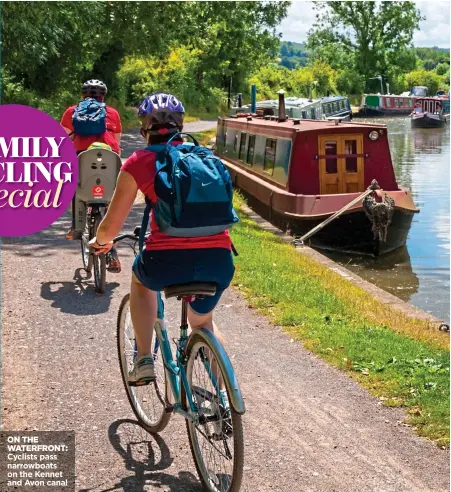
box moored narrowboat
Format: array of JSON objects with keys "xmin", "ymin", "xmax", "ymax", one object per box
[
  {"xmin": 359, "ymin": 94, "xmax": 416, "ymax": 116},
  {"xmin": 410, "ymin": 96, "xmax": 450, "ymax": 128},
  {"xmin": 321, "ymin": 95, "xmax": 352, "ymax": 120},
  {"xmin": 231, "ymin": 97, "xmax": 323, "ymax": 120},
  {"xmin": 216, "ymin": 95, "xmax": 419, "ymax": 256}
]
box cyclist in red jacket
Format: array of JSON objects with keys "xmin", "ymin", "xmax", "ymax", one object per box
[
  {"xmin": 61, "ymin": 80, "xmax": 122, "ymax": 272},
  {"xmin": 61, "ymin": 80, "xmax": 122, "ymax": 154}
]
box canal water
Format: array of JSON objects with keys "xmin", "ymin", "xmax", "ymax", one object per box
[{"xmin": 324, "ymin": 118, "xmax": 450, "ymax": 322}]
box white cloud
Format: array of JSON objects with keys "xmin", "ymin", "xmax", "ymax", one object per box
[{"xmin": 279, "ymin": 1, "xmax": 450, "ymax": 48}]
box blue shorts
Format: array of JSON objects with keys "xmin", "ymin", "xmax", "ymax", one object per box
[{"xmin": 132, "ymin": 248, "xmax": 235, "ymax": 316}]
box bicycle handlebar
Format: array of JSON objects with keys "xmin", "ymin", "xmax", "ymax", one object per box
[{"xmin": 113, "ymin": 234, "xmax": 139, "ymax": 244}]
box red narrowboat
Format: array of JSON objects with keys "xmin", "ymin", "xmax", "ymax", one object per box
[{"xmin": 215, "ymin": 104, "xmax": 419, "ymax": 256}]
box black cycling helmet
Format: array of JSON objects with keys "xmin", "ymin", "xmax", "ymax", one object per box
[{"xmin": 82, "ymin": 79, "xmax": 108, "ymax": 99}]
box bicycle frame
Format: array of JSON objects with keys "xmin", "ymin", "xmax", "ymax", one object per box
[
  {"xmin": 152, "ymin": 303, "xmax": 246, "ymax": 420},
  {"xmin": 114, "ymin": 233, "xmax": 246, "ymax": 421}
]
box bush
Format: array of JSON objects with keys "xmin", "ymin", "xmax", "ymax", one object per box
[{"xmin": 404, "ymin": 69, "xmax": 448, "ymax": 95}]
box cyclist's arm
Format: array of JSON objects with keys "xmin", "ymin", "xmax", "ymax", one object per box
[
  {"xmin": 95, "ymin": 170, "xmax": 137, "ymax": 244},
  {"xmin": 60, "ymin": 108, "xmax": 74, "ymax": 139}
]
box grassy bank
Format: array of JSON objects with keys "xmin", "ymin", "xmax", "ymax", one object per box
[{"xmin": 231, "ymin": 194, "xmax": 450, "ymax": 446}]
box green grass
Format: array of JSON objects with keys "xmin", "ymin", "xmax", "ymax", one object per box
[
  {"xmin": 231, "ymin": 194, "xmax": 450, "ymax": 446},
  {"xmin": 191, "ymin": 129, "xmax": 217, "ymax": 147},
  {"xmin": 185, "ymin": 109, "xmax": 226, "ymax": 123}
]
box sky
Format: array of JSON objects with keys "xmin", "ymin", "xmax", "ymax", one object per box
[{"xmin": 279, "ymin": 1, "xmax": 450, "ymax": 49}]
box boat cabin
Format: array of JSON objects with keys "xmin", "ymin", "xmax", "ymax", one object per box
[
  {"xmin": 216, "ymin": 116, "xmax": 398, "ymax": 196},
  {"xmin": 321, "ymin": 96, "xmax": 352, "ymax": 119},
  {"xmin": 414, "ymin": 97, "xmax": 450, "ymax": 115}
]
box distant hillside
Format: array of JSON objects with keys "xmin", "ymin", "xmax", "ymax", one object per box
[
  {"xmin": 279, "ymin": 42, "xmax": 449, "ymax": 71},
  {"xmin": 279, "ymin": 41, "xmax": 309, "ymax": 69}
]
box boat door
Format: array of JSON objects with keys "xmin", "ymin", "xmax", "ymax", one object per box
[{"xmin": 318, "ymin": 134, "xmax": 364, "ymax": 194}]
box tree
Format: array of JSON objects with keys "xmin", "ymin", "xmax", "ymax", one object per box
[{"xmin": 307, "ymin": 2, "xmax": 423, "ymax": 83}]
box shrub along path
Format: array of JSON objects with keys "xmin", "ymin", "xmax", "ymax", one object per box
[{"xmin": 1, "ymin": 197, "xmax": 449, "ymax": 491}]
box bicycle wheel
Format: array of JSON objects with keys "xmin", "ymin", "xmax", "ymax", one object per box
[
  {"xmin": 81, "ymin": 216, "xmax": 92, "ymax": 272},
  {"xmin": 91, "ymin": 212, "xmax": 106, "ymax": 294},
  {"xmin": 117, "ymin": 294, "xmax": 171, "ymax": 433},
  {"xmin": 182, "ymin": 332, "xmax": 244, "ymax": 492}
]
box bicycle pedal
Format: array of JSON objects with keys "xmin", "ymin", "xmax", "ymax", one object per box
[{"xmin": 128, "ymin": 377, "xmax": 156, "ymax": 387}]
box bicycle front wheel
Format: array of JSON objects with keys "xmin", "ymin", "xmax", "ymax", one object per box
[
  {"xmin": 182, "ymin": 332, "xmax": 244, "ymax": 492},
  {"xmin": 117, "ymin": 294, "xmax": 171, "ymax": 433}
]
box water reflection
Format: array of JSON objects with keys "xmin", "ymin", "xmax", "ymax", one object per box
[
  {"xmin": 323, "ymin": 247, "xmax": 419, "ymax": 301},
  {"xmin": 328, "ymin": 118, "xmax": 450, "ymax": 321}
]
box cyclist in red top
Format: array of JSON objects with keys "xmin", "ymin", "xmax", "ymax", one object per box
[
  {"xmin": 89, "ymin": 93, "xmax": 234, "ymax": 386},
  {"xmin": 61, "ymin": 80, "xmax": 122, "ymax": 271},
  {"xmin": 61, "ymin": 80, "xmax": 122, "ymax": 154}
]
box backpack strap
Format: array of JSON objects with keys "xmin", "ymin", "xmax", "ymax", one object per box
[
  {"xmin": 139, "ymin": 196, "xmax": 152, "ymax": 251},
  {"xmin": 166, "ymin": 132, "xmax": 199, "ymax": 147},
  {"xmin": 138, "ymin": 145, "xmax": 168, "ymax": 251}
]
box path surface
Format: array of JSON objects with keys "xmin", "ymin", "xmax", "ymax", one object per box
[
  {"xmin": 1, "ymin": 205, "xmax": 449, "ymax": 492},
  {"xmin": 121, "ymin": 120, "xmax": 217, "ymax": 159},
  {"xmin": 1, "ymin": 153, "xmax": 449, "ymax": 490}
]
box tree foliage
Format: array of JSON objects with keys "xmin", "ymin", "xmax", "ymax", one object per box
[
  {"xmin": 1, "ymin": 1, "xmax": 289, "ymax": 117},
  {"xmin": 307, "ymin": 1, "xmax": 423, "ymax": 84}
]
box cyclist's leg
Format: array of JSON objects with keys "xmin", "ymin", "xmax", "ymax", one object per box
[
  {"xmin": 187, "ymin": 308, "xmax": 225, "ymax": 346},
  {"xmin": 130, "ymin": 273, "xmax": 158, "ymax": 358}
]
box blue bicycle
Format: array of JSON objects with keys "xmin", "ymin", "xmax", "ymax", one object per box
[{"xmin": 115, "ymin": 230, "xmax": 245, "ymax": 492}]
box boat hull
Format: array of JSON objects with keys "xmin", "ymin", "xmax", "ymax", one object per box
[
  {"xmin": 242, "ymin": 190, "xmax": 414, "ymax": 256},
  {"xmin": 411, "ymin": 114, "xmax": 448, "ymax": 128},
  {"xmin": 359, "ymin": 108, "xmax": 412, "ymax": 117}
]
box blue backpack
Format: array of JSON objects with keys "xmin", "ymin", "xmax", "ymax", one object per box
[
  {"xmin": 139, "ymin": 132, "xmax": 238, "ymax": 246},
  {"xmin": 72, "ymin": 98, "xmax": 107, "ymax": 136}
]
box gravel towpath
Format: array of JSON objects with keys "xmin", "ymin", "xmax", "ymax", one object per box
[{"xmin": 0, "ymin": 126, "xmax": 449, "ymax": 492}]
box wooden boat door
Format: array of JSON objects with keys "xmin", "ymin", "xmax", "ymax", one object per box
[{"xmin": 318, "ymin": 134, "xmax": 364, "ymax": 194}]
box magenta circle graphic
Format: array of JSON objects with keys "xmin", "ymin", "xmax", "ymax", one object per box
[{"xmin": 0, "ymin": 104, "xmax": 78, "ymax": 237}]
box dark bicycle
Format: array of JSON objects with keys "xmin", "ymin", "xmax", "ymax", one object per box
[{"xmin": 76, "ymin": 147, "xmax": 121, "ymax": 293}]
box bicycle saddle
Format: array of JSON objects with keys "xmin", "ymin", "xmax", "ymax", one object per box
[{"xmin": 164, "ymin": 282, "xmax": 217, "ymax": 299}]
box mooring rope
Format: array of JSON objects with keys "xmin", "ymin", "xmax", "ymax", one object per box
[{"xmin": 295, "ymin": 179, "xmax": 384, "ymax": 246}]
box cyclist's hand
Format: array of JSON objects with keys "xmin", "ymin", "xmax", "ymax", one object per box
[{"xmin": 89, "ymin": 237, "xmax": 113, "ymax": 254}]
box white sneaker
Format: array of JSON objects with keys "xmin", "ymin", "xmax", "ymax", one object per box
[{"xmin": 128, "ymin": 355, "xmax": 156, "ymax": 386}]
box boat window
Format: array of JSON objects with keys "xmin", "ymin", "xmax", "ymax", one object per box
[
  {"xmin": 325, "ymin": 141, "xmax": 338, "ymax": 174},
  {"xmin": 234, "ymin": 134, "xmax": 238, "ymax": 152},
  {"xmin": 333, "ymin": 102, "xmax": 338, "ymax": 112},
  {"xmin": 394, "ymin": 98, "xmax": 399, "ymax": 107},
  {"xmin": 310, "ymin": 109, "xmax": 316, "ymax": 119},
  {"xmin": 344, "ymin": 140, "xmax": 358, "ymax": 173},
  {"xmin": 238, "ymin": 133, "xmax": 247, "ymax": 160},
  {"xmin": 246, "ymin": 135, "xmax": 256, "ymax": 165},
  {"xmin": 302, "ymin": 110, "xmax": 307, "ymax": 119},
  {"xmin": 264, "ymin": 138, "xmax": 277, "ymax": 174},
  {"xmin": 386, "ymin": 98, "xmax": 391, "ymax": 107}
]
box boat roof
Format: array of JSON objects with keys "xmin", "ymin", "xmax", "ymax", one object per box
[
  {"xmin": 321, "ymin": 95, "xmax": 348, "ymax": 102},
  {"xmin": 221, "ymin": 116, "xmax": 386, "ymax": 133},
  {"xmin": 417, "ymin": 96, "xmax": 449, "ymax": 101}
]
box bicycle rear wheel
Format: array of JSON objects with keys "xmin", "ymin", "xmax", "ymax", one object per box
[
  {"xmin": 117, "ymin": 294, "xmax": 171, "ymax": 433},
  {"xmin": 81, "ymin": 216, "xmax": 93, "ymax": 272},
  {"xmin": 91, "ymin": 211, "xmax": 106, "ymax": 294},
  {"xmin": 182, "ymin": 332, "xmax": 244, "ymax": 492}
]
